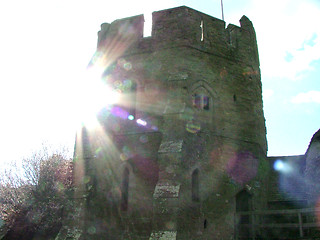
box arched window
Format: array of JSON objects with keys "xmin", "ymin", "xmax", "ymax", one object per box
[
  {"xmin": 121, "ymin": 167, "xmax": 129, "ymax": 211},
  {"xmin": 192, "ymin": 169, "xmax": 200, "ymax": 202},
  {"xmin": 236, "ymin": 190, "xmax": 252, "ymax": 220},
  {"xmin": 192, "ymin": 94, "xmax": 210, "ymax": 110},
  {"xmin": 191, "ymin": 85, "xmax": 212, "ymax": 112},
  {"xmin": 236, "ymin": 190, "xmax": 252, "ymax": 238}
]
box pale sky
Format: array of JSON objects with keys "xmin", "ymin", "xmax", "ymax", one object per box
[{"xmin": 0, "ymin": 0, "xmax": 319, "ymax": 167}]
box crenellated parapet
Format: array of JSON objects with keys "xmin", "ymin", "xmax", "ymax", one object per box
[{"xmin": 97, "ymin": 6, "xmax": 259, "ymax": 68}]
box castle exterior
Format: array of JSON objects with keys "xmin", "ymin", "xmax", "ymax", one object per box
[
  {"xmin": 60, "ymin": 6, "xmax": 319, "ymax": 240},
  {"xmin": 72, "ymin": 6, "xmax": 267, "ymax": 240}
]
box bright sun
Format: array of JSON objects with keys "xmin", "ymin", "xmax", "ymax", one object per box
[{"xmin": 76, "ymin": 66, "xmax": 120, "ymax": 128}]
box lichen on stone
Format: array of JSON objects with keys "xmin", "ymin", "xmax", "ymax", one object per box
[
  {"xmin": 158, "ymin": 140, "xmax": 183, "ymax": 153},
  {"xmin": 153, "ymin": 183, "xmax": 180, "ymax": 198},
  {"xmin": 149, "ymin": 231, "xmax": 177, "ymax": 240}
]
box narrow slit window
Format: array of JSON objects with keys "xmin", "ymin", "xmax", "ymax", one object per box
[
  {"xmin": 194, "ymin": 94, "xmax": 201, "ymax": 108},
  {"xmin": 203, "ymin": 96, "xmax": 209, "ymax": 110},
  {"xmin": 121, "ymin": 168, "xmax": 129, "ymax": 211},
  {"xmin": 192, "ymin": 169, "xmax": 200, "ymax": 202},
  {"xmin": 200, "ymin": 20, "xmax": 204, "ymax": 42},
  {"xmin": 229, "ymin": 31, "xmax": 233, "ymax": 45}
]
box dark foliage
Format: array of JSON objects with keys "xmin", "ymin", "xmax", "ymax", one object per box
[{"xmin": 0, "ymin": 147, "xmax": 73, "ymax": 240}]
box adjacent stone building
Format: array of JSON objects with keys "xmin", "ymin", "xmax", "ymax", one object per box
[
  {"xmin": 60, "ymin": 6, "xmax": 319, "ymax": 240},
  {"xmin": 305, "ymin": 129, "xmax": 320, "ymax": 204}
]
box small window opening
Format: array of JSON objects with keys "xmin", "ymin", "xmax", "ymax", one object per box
[
  {"xmin": 229, "ymin": 30, "xmax": 234, "ymax": 45},
  {"xmin": 200, "ymin": 20, "xmax": 204, "ymax": 42},
  {"xmin": 121, "ymin": 168, "xmax": 129, "ymax": 211},
  {"xmin": 192, "ymin": 169, "xmax": 200, "ymax": 202},
  {"xmin": 193, "ymin": 94, "xmax": 209, "ymax": 110}
]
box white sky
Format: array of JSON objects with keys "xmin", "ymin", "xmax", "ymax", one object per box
[{"xmin": 0, "ymin": 0, "xmax": 319, "ymax": 166}]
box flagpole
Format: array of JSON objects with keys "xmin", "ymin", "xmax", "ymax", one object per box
[{"xmin": 221, "ymin": 0, "xmax": 225, "ymax": 21}]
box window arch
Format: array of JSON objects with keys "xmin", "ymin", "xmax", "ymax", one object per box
[
  {"xmin": 192, "ymin": 93, "xmax": 210, "ymax": 110},
  {"xmin": 190, "ymin": 82, "xmax": 214, "ymax": 112},
  {"xmin": 121, "ymin": 167, "xmax": 130, "ymax": 211},
  {"xmin": 236, "ymin": 189, "xmax": 252, "ymax": 238},
  {"xmin": 192, "ymin": 169, "xmax": 200, "ymax": 202}
]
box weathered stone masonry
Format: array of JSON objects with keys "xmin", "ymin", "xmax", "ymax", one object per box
[{"xmin": 71, "ymin": 6, "xmax": 268, "ymax": 240}]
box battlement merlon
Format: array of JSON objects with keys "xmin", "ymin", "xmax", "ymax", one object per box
[
  {"xmin": 97, "ymin": 6, "xmax": 260, "ymax": 68},
  {"xmin": 97, "ymin": 14, "xmax": 144, "ymax": 48}
]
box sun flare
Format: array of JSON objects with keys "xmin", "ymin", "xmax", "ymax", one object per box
[{"xmin": 76, "ymin": 66, "xmax": 120, "ymax": 128}]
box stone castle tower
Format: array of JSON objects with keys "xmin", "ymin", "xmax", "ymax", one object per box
[{"xmin": 72, "ymin": 6, "xmax": 267, "ymax": 240}]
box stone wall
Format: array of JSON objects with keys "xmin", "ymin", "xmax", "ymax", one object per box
[{"xmin": 71, "ymin": 6, "xmax": 268, "ymax": 240}]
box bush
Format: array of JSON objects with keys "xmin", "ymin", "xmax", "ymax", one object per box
[{"xmin": 0, "ymin": 145, "xmax": 73, "ymax": 239}]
